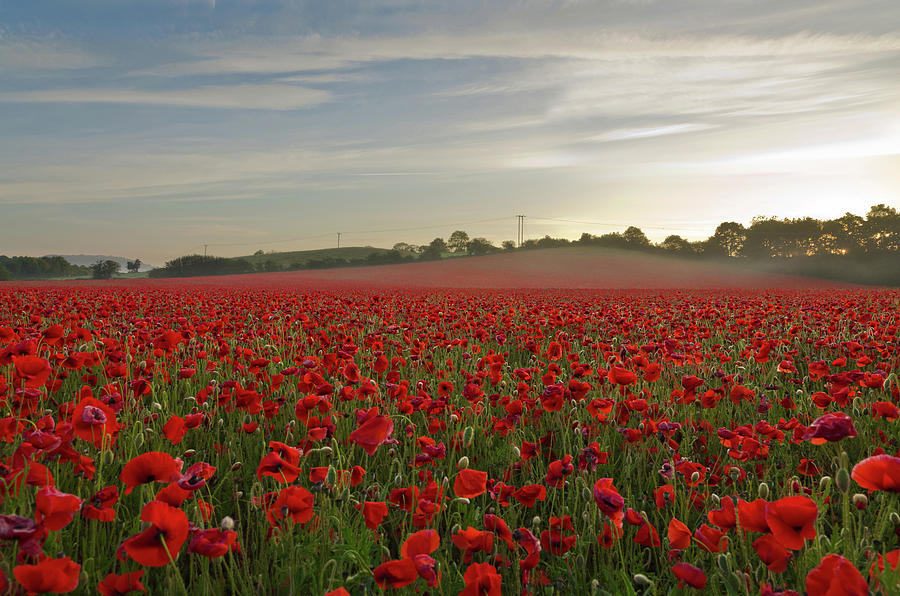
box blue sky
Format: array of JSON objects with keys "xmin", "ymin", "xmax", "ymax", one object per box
[{"xmin": 1, "ymin": 0, "xmax": 899, "ymax": 264}]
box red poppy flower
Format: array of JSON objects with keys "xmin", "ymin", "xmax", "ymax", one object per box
[
  {"xmin": 455, "ymin": 469, "xmax": 488, "ymax": 498},
  {"xmin": 593, "ymin": 478, "xmax": 625, "ymax": 528},
  {"xmin": 401, "ymin": 529, "xmax": 440, "ymax": 558},
  {"xmin": 348, "ymin": 415, "xmax": 394, "ymax": 455},
  {"xmin": 737, "ymin": 498, "xmax": 770, "ymax": 533},
  {"xmin": 459, "ymin": 562, "xmax": 502, "ymax": 596},
  {"xmin": 484, "ymin": 513, "xmax": 515, "ymax": 549},
  {"xmin": 805, "ymin": 554, "xmax": 868, "ymax": 596},
  {"xmin": 655, "ymin": 484, "xmax": 675, "ymax": 509},
  {"xmin": 122, "ymin": 501, "xmax": 190, "ymax": 567},
  {"xmin": 355, "ymin": 501, "xmax": 388, "ymax": 530},
  {"xmin": 71, "ymin": 396, "xmax": 120, "ymax": 449},
  {"xmin": 97, "ymin": 571, "xmax": 145, "ymax": 595},
  {"xmin": 512, "ymin": 484, "xmax": 546, "ymax": 507},
  {"xmin": 851, "ymin": 454, "xmax": 900, "ymax": 492},
  {"xmin": 82, "ymin": 486, "xmax": 119, "ymax": 522},
  {"xmin": 608, "ymin": 366, "xmax": 637, "ymax": 386},
  {"xmin": 668, "ymin": 518, "xmax": 691, "ymax": 550},
  {"xmin": 35, "ymin": 486, "xmax": 83, "ymax": 531},
  {"xmin": 13, "ymin": 556, "xmax": 81, "ymax": 595},
  {"xmin": 120, "ymin": 452, "xmax": 183, "ymax": 495},
  {"xmin": 634, "ymin": 521, "xmax": 661, "ymax": 547},
  {"xmin": 373, "ymin": 559, "xmax": 418, "ymax": 589},
  {"xmin": 266, "ymin": 486, "xmax": 315, "ymax": 526},
  {"xmin": 805, "ymin": 412, "xmax": 857, "ymax": 444},
  {"xmin": 753, "ymin": 534, "xmax": 792, "ymax": 573},
  {"xmin": 540, "ymin": 516, "xmax": 577, "ymax": 556},
  {"xmin": 188, "ymin": 529, "xmax": 239, "ymax": 558},
  {"xmin": 671, "ymin": 562, "xmax": 706, "ymax": 589},
  {"xmin": 13, "ymin": 355, "xmax": 52, "ymax": 389},
  {"xmin": 454, "ymin": 527, "xmax": 495, "ymax": 559},
  {"xmin": 162, "ymin": 415, "xmax": 187, "ymax": 444},
  {"xmin": 764, "ymin": 495, "xmax": 817, "ymax": 550},
  {"xmin": 709, "ymin": 496, "xmax": 736, "ymax": 531},
  {"xmin": 256, "ymin": 451, "xmax": 302, "ymax": 484}
]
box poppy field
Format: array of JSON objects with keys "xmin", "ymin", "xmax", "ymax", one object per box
[{"xmin": 1, "ymin": 282, "xmax": 900, "ymax": 595}]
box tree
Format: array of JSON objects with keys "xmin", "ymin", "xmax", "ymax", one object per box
[
  {"xmin": 126, "ymin": 259, "xmax": 142, "ymax": 273},
  {"xmin": 91, "ymin": 260, "xmax": 120, "ymax": 279},
  {"xmin": 392, "ymin": 242, "xmax": 415, "ymax": 253},
  {"xmin": 709, "ymin": 222, "xmax": 746, "ymax": 257},
  {"xmin": 253, "ymin": 250, "xmax": 265, "ymax": 256},
  {"xmin": 501, "ymin": 240, "xmax": 516, "ymax": 251},
  {"xmin": 420, "ymin": 237, "xmax": 447, "ymax": 260},
  {"xmin": 448, "ymin": 230, "xmax": 470, "ymax": 253},
  {"xmin": 466, "ymin": 238, "xmax": 498, "ymax": 256},
  {"xmin": 660, "ymin": 235, "xmax": 693, "ymax": 254},
  {"xmin": 622, "ymin": 226, "xmax": 650, "ymax": 248}
]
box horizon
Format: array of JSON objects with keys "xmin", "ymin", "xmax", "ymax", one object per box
[{"xmin": 2, "ymin": 1, "xmax": 899, "ymax": 264}]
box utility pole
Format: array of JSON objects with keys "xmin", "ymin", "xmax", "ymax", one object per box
[
  {"xmin": 516, "ymin": 215, "xmax": 526, "ymax": 247},
  {"xmin": 203, "ymin": 244, "xmax": 208, "ymax": 257},
  {"xmin": 336, "ymin": 232, "xmax": 341, "ymax": 249}
]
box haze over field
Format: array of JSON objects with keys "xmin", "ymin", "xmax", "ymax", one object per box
[{"xmin": 1, "ymin": 1, "xmax": 898, "ymax": 264}]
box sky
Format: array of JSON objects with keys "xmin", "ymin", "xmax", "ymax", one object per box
[{"xmin": 1, "ymin": 0, "xmax": 899, "ymax": 265}]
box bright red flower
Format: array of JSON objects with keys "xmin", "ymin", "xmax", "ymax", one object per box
[
  {"xmin": 82, "ymin": 486, "xmax": 119, "ymax": 522},
  {"xmin": 592, "ymin": 478, "xmax": 625, "ymax": 528},
  {"xmin": 512, "ymin": 484, "xmax": 546, "ymax": 507},
  {"xmin": 356, "ymin": 501, "xmax": 388, "ymax": 530},
  {"xmin": 13, "ymin": 356, "xmax": 52, "ymax": 389},
  {"xmin": 266, "ymin": 486, "xmax": 315, "ymax": 526},
  {"xmin": 453, "ymin": 527, "xmax": 494, "ymax": 559},
  {"xmin": 753, "ymin": 534, "xmax": 792, "ymax": 573},
  {"xmin": 671, "ymin": 562, "xmax": 706, "ymax": 589},
  {"xmin": 805, "ymin": 554, "xmax": 868, "ymax": 596},
  {"xmin": 71, "ymin": 396, "xmax": 120, "ymax": 449},
  {"xmin": 459, "ymin": 562, "xmax": 502, "ymax": 596},
  {"xmin": 373, "ymin": 559, "xmax": 418, "ymax": 589},
  {"xmin": 348, "ymin": 415, "xmax": 394, "ymax": 455},
  {"xmin": 122, "ymin": 501, "xmax": 190, "ymax": 567},
  {"xmin": 454, "ymin": 469, "xmax": 488, "ymax": 498},
  {"xmin": 162, "ymin": 415, "xmax": 187, "ymax": 444},
  {"xmin": 120, "ymin": 452, "xmax": 183, "ymax": 495},
  {"xmin": 35, "ymin": 486, "xmax": 83, "ymax": 531},
  {"xmin": 97, "ymin": 571, "xmax": 145, "ymax": 595},
  {"xmin": 667, "ymin": 518, "xmax": 691, "ymax": 550},
  {"xmin": 764, "ymin": 495, "xmax": 817, "ymax": 550},
  {"xmin": 805, "ymin": 412, "xmax": 857, "ymax": 444},
  {"xmin": 13, "ymin": 556, "xmax": 81, "ymax": 595},
  {"xmin": 851, "ymin": 454, "xmax": 900, "ymax": 492},
  {"xmin": 188, "ymin": 529, "xmax": 239, "ymax": 557}
]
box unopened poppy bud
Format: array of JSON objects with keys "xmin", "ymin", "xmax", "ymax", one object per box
[
  {"xmin": 836, "ymin": 468, "xmax": 851, "ymax": 493},
  {"xmin": 532, "ymin": 516, "xmax": 541, "ymax": 527},
  {"xmin": 152, "ymin": 402, "xmax": 162, "ymax": 410},
  {"xmin": 234, "ymin": 491, "xmax": 244, "ymax": 499},
  {"xmin": 450, "ymin": 414, "xmax": 459, "ymax": 423},
  {"xmin": 633, "ymin": 574, "xmax": 652, "ymax": 587},
  {"xmin": 325, "ymin": 466, "xmax": 336, "ymax": 486},
  {"xmin": 454, "ymin": 497, "xmax": 470, "ymax": 505},
  {"xmin": 451, "ymin": 524, "xmax": 461, "ymax": 535},
  {"xmin": 853, "ymin": 494, "xmax": 868, "ymax": 509},
  {"xmin": 690, "ymin": 471, "xmax": 700, "ymax": 484},
  {"xmin": 463, "ymin": 427, "xmax": 474, "ymax": 445},
  {"xmin": 890, "ymin": 512, "xmax": 900, "ymax": 525},
  {"xmin": 217, "ymin": 418, "xmax": 224, "ymax": 427},
  {"xmin": 394, "ymin": 474, "xmax": 402, "ymax": 485},
  {"xmin": 442, "ymin": 477, "xmax": 450, "ymax": 490},
  {"xmin": 710, "ymin": 494, "xmax": 720, "ymax": 507},
  {"xmin": 512, "ymin": 447, "xmax": 521, "ymax": 458},
  {"xmin": 716, "ymin": 553, "xmax": 729, "ymax": 573},
  {"xmin": 840, "ymin": 451, "xmax": 850, "ymax": 470},
  {"xmin": 183, "ymin": 449, "xmax": 196, "ymax": 458},
  {"xmin": 457, "ymin": 456, "xmax": 469, "ymax": 469},
  {"xmin": 591, "ymin": 579, "xmax": 600, "ymax": 596},
  {"xmin": 758, "ymin": 482, "xmax": 769, "ymax": 500},
  {"xmin": 583, "ymin": 487, "xmax": 592, "ymax": 501},
  {"xmin": 231, "ymin": 461, "xmax": 243, "ymax": 471},
  {"xmin": 840, "ymin": 527, "xmax": 850, "ymax": 540},
  {"xmin": 134, "ymin": 433, "xmax": 144, "ymax": 448},
  {"xmin": 819, "ymin": 476, "xmax": 832, "ymax": 491},
  {"xmin": 220, "ymin": 516, "xmax": 235, "ymax": 530},
  {"xmin": 319, "ymin": 446, "xmax": 332, "ymax": 456}
]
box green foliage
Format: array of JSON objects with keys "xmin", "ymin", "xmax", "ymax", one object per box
[
  {"xmin": 91, "ymin": 260, "xmax": 120, "ymax": 279},
  {"xmin": 0, "ymin": 255, "xmax": 90, "ymax": 280},
  {"xmin": 149, "ymin": 255, "xmax": 254, "ymax": 278}
]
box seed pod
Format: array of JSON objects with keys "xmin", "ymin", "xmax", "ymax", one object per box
[
  {"xmin": 819, "ymin": 476, "xmax": 832, "ymax": 492},
  {"xmin": 221, "ymin": 516, "xmax": 235, "ymax": 530},
  {"xmin": 836, "ymin": 468, "xmax": 851, "ymax": 494},
  {"xmin": 633, "ymin": 574, "xmax": 652, "ymax": 587},
  {"xmin": 716, "ymin": 553, "xmax": 729, "ymax": 573},
  {"xmin": 231, "ymin": 461, "xmax": 243, "ymax": 472},
  {"xmin": 758, "ymin": 482, "xmax": 769, "ymax": 500},
  {"xmin": 691, "ymin": 471, "xmax": 700, "ymax": 484},
  {"xmin": 463, "ymin": 427, "xmax": 474, "ymax": 446},
  {"xmin": 183, "ymin": 449, "xmax": 196, "ymax": 459},
  {"xmin": 457, "ymin": 456, "xmax": 470, "ymax": 470},
  {"xmin": 890, "ymin": 512, "xmax": 900, "ymax": 525},
  {"xmin": 853, "ymin": 494, "xmax": 868, "ymax": 508},
  {"xmin": 840, "ymin": 451, "xmax": 850, "ymax": 470}
]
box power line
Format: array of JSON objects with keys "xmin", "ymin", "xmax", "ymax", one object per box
[{"xmin": 529, "ymin": 216, "xmax": 712, "ymax": 232}]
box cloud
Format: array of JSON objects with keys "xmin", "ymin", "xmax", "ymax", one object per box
[
  {"xmin": 0, "ymin": 36, "xmax": 105, "ymax": 71},
  {"xmin": 0, "ymin": 84, "xmax": 332, "ymax": 110}
]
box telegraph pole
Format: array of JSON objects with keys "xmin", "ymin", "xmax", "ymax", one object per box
[
  {"xmin": 336, "ymin": 232, "xmax": 341, "ymax": 249},
  {"xmin": 516, "ymin": 215, "xmax": 526, "ymax": 247},
  {"xmin": 203, "ymin": 244, "xmax": 208, "ymax": 256}
]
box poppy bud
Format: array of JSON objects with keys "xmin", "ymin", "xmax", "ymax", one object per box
[
  {"xmin": 840, "ymin": 451, "xmax": 850, "ymax": 470},
  {"xmin": 451, "ymin": 524, "xmax": 461, "ymax": 535},
  {"xmin": 836, "ymin": 468, "xmax": 851, "ymax": 493},
  {"xmin": 183, "ymin": 449, "xmax": 196, "ymax": 459},
  {"xmin": 133, "ymin": 433, "xmax": 144, "ymax": 448},
  {"xmin": 818, "ymin": 535, "xmax": 831, "ymax": 549},
  {"xmin": 454, "ymin": 497, "xmax": 470, "ymax": 505},
  {"xmin": 710, "ymin": 494, "xmax": 720, "ymax": 507},
  {"xmin": 319, "ymin": 447, "xmax": 332, "ymax": 456},
  {"xmin": 819, "ymin": 476, "xmax": 832, "ymax": 491},
  {"xmin": 591, "ymin": 579, "xmax": 600, "ymax": 596},
  {"xmin": 716, "ymin": 553, "xmax": 729, "ymax": 573},
  {"xmin": 691, "ymin": 471, "xmax": 700, "ymax": 484},
  {"xmin": 231, "ymin": 461, "xmax": 243, "ymax": 471},
  {"xmin": 512, "ymin": 446, "xmax": 521, "ymax": 458},
  {"xmin": 633, "ymin": 574, "xmax": 652, "ymax": 587},
  {"xmin": 394, "ymin": 474, "xmax": 402, "ymax": 485},
  {"xmin": 234, "ymin": 491, "xmax": 243, "ymax": 499},
  {"xmin": 217, "ymin": 418, "xmax": 224, "ymax": 427},
  {"xmin": 532, "ymin": 516, "xmax": 542, "ymax": 528},
  {"xmin": 853, "ymin": 494, "xmax": 868, "ymax": 509},
  {"xmin": 221, "ymin": 516, "xmax": 235, "ymax": 530},
  {"xmin": 457, "ymin": 456, "xmax": 469, "ymax": 470},
  {"xmin": 325, "ymin": 466, "xmax": 336, "ymax": 486},
  {"xmin": 758, "ymin": 482, "xmax": 769, "ymax": 500},
  {"xmin": 152, "ymin": 402, "xmax": 162, "ymax": 410},
  {"xmin": 463, "ymin": 427, "xmax": 474, "ymax": 446},
  {"xmin": 583, "ymin": 487, "xmax": 592, "ymax": 502},
  {"xmin": 891, "ymin": 512, "xmax": 900, "ymax": 525}
]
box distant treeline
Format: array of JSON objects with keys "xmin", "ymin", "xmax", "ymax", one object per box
[{"xmin": 0, "ymin": 255, "xmax": 90, "ymax": 281}]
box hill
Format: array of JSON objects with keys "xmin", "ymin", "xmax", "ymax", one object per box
[{"xmin": 19, "ymin": 247, "xmax": 859, "ymax": 289}]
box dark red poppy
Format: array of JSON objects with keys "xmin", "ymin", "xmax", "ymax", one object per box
[
  {"xmin": 373, "ymin": 559, "xmax": 418, "ymax": 589},
  {"xmin": 805, "ymin": 554, "xmax": 868, "ymax": 596},
  {"xmin": 805, "ymin": 412, "xmax": 857, "ymax": 444},
  {"xmin": 120, "ymin": 452, "xmax": 183, "ymax": 495},
  {"xmin": 671, "ymin": 562, "xmax": 706, "ymax": 589},
  {"xmin": 82, "ymin": 486, "xmax": 119, "ymax": 522},
  {"xmin": 667, "ymin": 518, "xmax": 691, "ymax": 550},
  {"xmin": 13, "ymin": 557, "xmax": 81, "ymax": 595},
  {"xmin": 188, "ymin": 529, "xmax": 239, "ymax": 558},
  {"xmin": 592, "ymin": 478, "xmax": 624, "ymax": 528},
  {"xmin": 122, "ymin": 500, "xmax": 190, "ymax": 567},
  {"xmin": 162, "ymin": 415, "xmax": 187, "ymax": 444},
  {"xmin": 512, "ymin": 484, "xmax": 546, "ymax": 507},
  {"xmin": 266, "ymin": 486, "xmax": 315, "ymax": 526},
  {"xmin": 753, "ymin": 534, "xmax": 792, "ymax": 573},
  {"xmin": 71, "ymin": 396, "xmax": 121, "ymax": 449},
  {"xmin": 852, "ymin": 454, "xmax": 900, "ymax": 492},
  {"xmin": 97, "ymin": 570, "xmax": 145, "ymax": 595},
  {"xmin": 355, "ymin": 501, "xmax": 388, "ymax": 530},
  {"xmin": 453, "ymin": 526, "xmax": 494, "ymax": 559},
  {"xmin": 13, "ymin": 355, "xmax": 52, "ymax": 389}
]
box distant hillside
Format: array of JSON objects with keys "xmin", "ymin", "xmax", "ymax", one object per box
[
  {"xmin": 47, "ymin": 254, "xmax": 156, "ymax": 272},
  {"xmin": 232, "ymin": 246, "xmax": 392, "ymax": 268}
]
